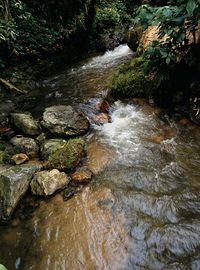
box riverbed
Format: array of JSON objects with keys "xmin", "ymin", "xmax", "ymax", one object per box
[{"xmin": 1, "ymin": 45, "xmax": 200, "ymax": 270}]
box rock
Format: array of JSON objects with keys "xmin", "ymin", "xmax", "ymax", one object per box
[
  {"xmin": 95, "ymin": 99, "xmax": 110, "ymax": 113},
  {"xmin": 10, "ymin": 136, "xmax": 39, "ymax": 157},
  {"xmin": 93, "ymin": 113, "xmax": 110, "ymax": 125},
  {"xmin": 31, "ymin": 169, "xmax": 70, "ymax": 196},
  {"xmin": 95, "ymin": 26, "xmax": 126, "ymax": 51},
  {"xmin": 35, "ymin": 133, "xmax": 47, "ymax": 144},
  {"xmin": 40, "ymin": 139, "xmax": 66, "ymax": 160},
  {"xmin": 71, "ymin": 168, "xmax": 92, "ymax": 184},
  {"xmin": 0, "ymin": 100, "xmax": 14, "ymax": 131},
  {"xmin": 26, "ymin": 160, "xmax": 45, "ymax": 167},
  {"xmin": 11, "ymin": 153, "xmax": 29, "ymax": 165},
  {"xmin": 41, "ymin": 105, "xmax": 89, "ymax": 137},
  {"xmin": 10, "ymin": 113, "xmax": 40, "ymax": 136},
  {"xmin": 63, "ymin": 185, "xmax": 83, "ymax": 201},
  {"xmin": 127, "ymin": 26, "xmax": 143, "ymax": 51},
  {"xmin": 0, "ymin": 164, "xmax": 42, "ymax": 218},
  {"xmin": 48, "ymin": 138, "xmax": 85, "ymax": 171},
  {"xmin": 0, "ymin": 126, "xmax": 12, "ymax": 135},
  {"xmin": 85, "ymin": 135, "xmax": 113, "ymax": 174}
]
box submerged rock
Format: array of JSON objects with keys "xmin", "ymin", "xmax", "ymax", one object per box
[
  {"xmin": 93, "ymin": 113, "xmax": 110, "ymax": 125},
  {"xmin": 48, "ymin": 138, "xmax": 85, "ymax": 171},
  {"xmin": 40, "ymin": 139, "xmax": 66, "ymax": 160},
  {"xmin": 71, "ymin": 168, "xmax": 93, "ymax": 184},
  {"xmin": 0, "ymin": 164, "xmax": 42, "ymax": 218},
  {"xmin": 63, "ymin": 185, "xmax": 83, "ymax": 201},
  {"xmin": 11, "ymin": 153, "xmax": 29, "ymax": 165},
  {"xmin": 10, "ymin": 136, "xmax": 39, "ymax": 157},
  {"xmin": 11, "ymin": 113, "xmax": 40, "ymax": 136},
  {"xmin": 41, "ymin": 105, "xmax": 89, "ymax": 137},
  {"xmin": 31, "ymin": 169, "xmax": 70, "ymax": 196}
]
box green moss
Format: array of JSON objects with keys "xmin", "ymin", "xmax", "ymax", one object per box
[
  {"xmin": 109, "ymin": 56, "xmax": 155, "ymax": 98},
  {"xmin": 48, "ymin": 138, "xmax": 85, "ymax": 171},
  {"xmin": 6, "ymin": 146, "xmax": 21, "ymax": 156},
  {"xmin": 0, "ymin": 143, "xmax": 6, "ymax": 151},
  {"xmin": 0, "ymin": 151, "xmax": 10, "ymax": 164}
]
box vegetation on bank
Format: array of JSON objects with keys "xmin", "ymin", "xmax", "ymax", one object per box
[
  {"xmin": 110, "ymin": 0, "xmax": 200, "ymax": 116},
  {"xmin": 1, "ymin": 0, "xmax": 200, "ymax": 117},
  {"xmin": 0, "ymin": 0, "xmax": 135, "ymax": 71}
]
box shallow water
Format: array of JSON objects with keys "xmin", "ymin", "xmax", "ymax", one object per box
[
  {"xmin": 1, "ymin": 45, "xmax": 200, "ymax": 270},
  {"xmin": 20, "ymin": 45, "xmax": 133, "ymax": 116}
]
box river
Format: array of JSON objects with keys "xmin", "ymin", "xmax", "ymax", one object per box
[{"xmin": 1, "ymin": 45, "xmax": 200, "ymax": 270}]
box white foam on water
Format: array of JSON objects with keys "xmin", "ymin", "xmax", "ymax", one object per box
[
  {"xmin": 95, "ymin": 101, "xmax": 156, "ymax": 164},
  {"xmin": 81, "ymin": 44, "xmax": 133, "ymax": 70}
]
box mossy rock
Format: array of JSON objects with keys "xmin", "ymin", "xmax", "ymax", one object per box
[
  {"xmin": 48, "ymin": 138, "xmax": 85, "ymax": 171},
  {"xmin": 0, "ymin": 151, "xmax": 10, "ymax": 164},
  {"xmin": 109, "ymin": 56, "xmax": 155, "ymax": 98}
]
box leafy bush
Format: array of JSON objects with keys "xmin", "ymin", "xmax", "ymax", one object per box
[
  {"xmin": 93, "ymin": 0, "xmax": 131, "ymax": 31},
  {"xmin": 134, "ymin": 0, "xmax": 200, "ymax": 70}
]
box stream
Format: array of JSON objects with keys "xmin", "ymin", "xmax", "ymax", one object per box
[{"xmin": 1, "ymin": 45, "xmax": 200, "ymax": 270}]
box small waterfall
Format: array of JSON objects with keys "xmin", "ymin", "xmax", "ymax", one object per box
[{"xmin": 80, "ymin": 45, "xmax": 133, "ymax": 70}]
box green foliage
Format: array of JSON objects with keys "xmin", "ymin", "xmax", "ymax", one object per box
[
  {"xmin": 94, "ymin": 6, "xmax": 121, "ymax": 30},
  {"xmin": 0, "ymin": 264, "xmax": 7, "ymax": 270},
  {"xmin": 134, "ymin": 1, "xmax": 200, "ymax": 70},
  {"xmin": 0, "ymin": 0, "xmax": 94, "ymax": 67},
  {"xmin": 93, "ymin": 0, "xmax": 131, "ymax": 31},
  {"xmin": 0, "ymin": 19, "xmax": 17, "ymax": 44}
]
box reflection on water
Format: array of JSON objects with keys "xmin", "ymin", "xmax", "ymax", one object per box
[
  {"xmin": 1, "ymin": 188, "xmax": 130, "ymax": 270},
  {"xmin": 1, "ymin": 47, "xmax": 200, "ymax": 270}
]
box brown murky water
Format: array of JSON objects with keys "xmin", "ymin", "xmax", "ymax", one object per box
[{"xmin": 1, "ymin": 46, "xmax": 200, "ymax": 270}]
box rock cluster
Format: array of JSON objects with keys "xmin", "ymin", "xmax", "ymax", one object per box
[
  {"xmin": 0, "ymin": 105, "xmax": 91, "ymax": 220},
  {"xmin": 0, "ymin": 93, "xmax": 112, "ymax": 220}
]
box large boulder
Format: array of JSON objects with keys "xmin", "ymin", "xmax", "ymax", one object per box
[
  {"xmin": 40, "ymin": 139, "xmax": 66, "ymax": 160},
  {"xmin": 31, "ymin": 169, "xmax": 70, "ymax": 196},
  {"xmin": 41, "ymin": 105, "xmax": 89, "ymax": 137},
  {"xmin": 0, "ymin": 164, "xmax": 42, "ymax": 218},
  {"xmin": 48, "ymin": 138, "xmax": 85, "ymax": 171},
  {"xmin": 10, "ymin": 113, "xmax": 40, "ymax": 136},
  {"xmin": 10, "ymin": 136, "xmax": 39, "ymax": 157}
]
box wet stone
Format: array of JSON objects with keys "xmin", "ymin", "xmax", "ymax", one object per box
[
  {"xmin": 31, "ymin": 169, "xmax": 71, "ymax": 196},
  {"xmin": 0, "ymin": 164, "xmax": 42, "ymax": 218},
  {"xmin": 41, "ymin": 105, "xmax": 89, "ymax": 137},
  {"xmin": 71, "ymin": 168, "xmax": 93, "ymax": 184},
  {"xmin": 40, "ymin": 139, "xmax": 66, "ymax": 160},
  {"xmin": 63, "ymin": 185, "xmax": 83, "ymax": 201},
  {"xmin": 11, "ymin": 153, "xmax": 29, "ymax": 165},
  {"xmin": 10, "ymin": 113, "xmax": 40, "ymax": 136},
  {"xmin": 47, "ymin": 138, "xmax": 85, "ymax": 171},
  {"xmin": 10, "ymin": 136, "xmax": 39, "ymax": 158}
]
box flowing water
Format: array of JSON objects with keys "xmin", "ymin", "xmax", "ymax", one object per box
[{"xmin": 1, "ymin": 45, "xmax": 200, "ymax": 270}]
